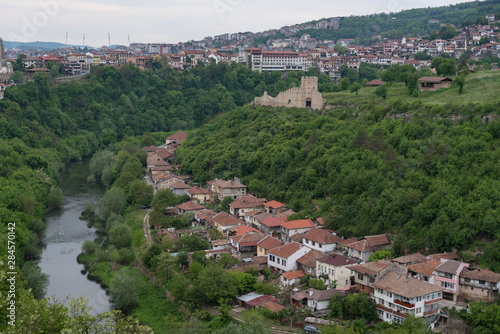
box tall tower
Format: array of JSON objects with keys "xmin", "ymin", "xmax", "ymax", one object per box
[{"xmin": 0, "ymin": 38, "xmax": 5, "ymax": 64}]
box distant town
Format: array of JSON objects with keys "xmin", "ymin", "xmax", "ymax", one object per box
[{"xmin": 1, "ymin": 14, "xmax": 499, "ymax": 84}]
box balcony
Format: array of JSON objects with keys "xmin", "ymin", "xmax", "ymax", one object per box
[
  {"xmin": 319, "ymin": 274, "xmax": 329, "ymax": 279},
  {"xmin": 394, "ymin": 299, "xmax": 415, "ymax": 309}
]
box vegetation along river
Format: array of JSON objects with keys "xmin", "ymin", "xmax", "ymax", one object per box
[{"xmin": 39, "ymin": 158, "xmax": 110, "ymax": 314}]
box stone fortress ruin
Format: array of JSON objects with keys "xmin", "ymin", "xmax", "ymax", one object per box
[{"xmin": 252, "ymin": 76, "xmax": 325, "ymax": 110}]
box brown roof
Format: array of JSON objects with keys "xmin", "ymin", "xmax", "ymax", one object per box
[
  {"xmin": 257, "ymin": 235, "xmax": 283, "ymax": 250},
  {"xmin": 166, "ymin": 131, "xmax": 188, "ymax": 143},
  {"xmin": 365, "ymin": 79, "xmax": 387, "ymax": 86},
  {"xmin": 213, "ymin": 211, "xmax": 245, "ymax": 227},
  {"xmin": 393, "ymin": 253, "xmax": 426, "ymax": 265},
  {"xmin": 229, "ymin": 194, "xmax": 266, "ymax": 209},
  {"xmin": 346, "ymin": 234, "xmax": 391, "ymax": 252},
  {"xmin": 234, "ymin": 225, "xmax": 260, "ymax": 235},
  {"xmin": 142, "ymin": 145, "xmax": 157, "ymax": 152},
  {"xmin": 208, "ymin": 178, "xmax": 247, "ymax": 189},
  {"xmin": 317, "ymin": 254, "xmax": 358, "ymax": 267},
  {"xmin": 260, "ymin": 301, "xmax": 286, "ymax": 313},
  {"xmin": 275, "ymin": 209, "xmax": 296, "ymax": 218},
  {"xmin": 297, "ymin": 249, "xmax": 324, "ymax": 268},
  {"xmin": 187, "ymin": 186, "xmax": 211, "ymax": 195},
  {"xmin": 418, "ymin": 76, "xmax": 453, "ymax": 82},
  {"xmin": 251, "ymin": 256, "xmax": 268, "ymax": 265},
  {"xmin": 290, "ymin": 232, "xmax": 306, "ymax": 243},
  {"xmin": 280, "ymin": 219, "xmax": 314, "ymax": 230},
  {"xmin": 373, "ymin": 272, "xmax": 443, "ymax": 298},
  {"xmin": 264, "ymin": 200, "xmax": 287, "ymax": 209},
  {"xmin": 247, "ymin": 295, "xmax": 277, "ymax": 307},
  {"xmin": 231, "ymin": 231, "xmax": 266, "ymax": 247},
  {"xmin": 268, "ymin": 242, "xmax": 305, "ymax": 259},
  {"xmin": 154, "ymin": 148, "xmax": 173, "ymax": 159},
  {"xmin": 254, "ymin": 212, "xmax": 273, "ymax": 222},
  {"xmin": 426, "ymin": 252, "xmax": 459, "ymax": 262},
  {"xmin": 302, "ymin": 228, "xmax": 344, "ymax": 245},
  {"xmin": 364, "ymin": 234, "xmax": 391, "ymax": 246},
  {"xmin": 176, "ymin": 201, "xmax": 205, "ymax": 211},
  {"xmin": 460, "ymin": 267, "xmax": 500, "ymax": 283},
  {"xmin": 244, "ymin": 209, "xmax": 263, "ymax": 217},
  {"xmin": 283, "ymin": 270, "xmax": 306, "ymax": 280},
  {"xmin": 435, "ymin": 260, "xmax": 463, "ymax": 274},
  {"xmin": 195, "ymin": 209, "xmax": 216, "ymax": 223},
  {"xmin": 261, "ymin": 216, "xmax": 287, "ymax": 227},
  {"xmin": 170, "ymin": 180, "xmax": 191, "ymax": 189},
  {"xmin": 151, "ymin": 165, "xmax": 174, "ymax": 171},
  {"xmin": 408, "ymin": 261, "xmax": 441, "ymax": 277},
  {"xmin": 347, "ymin": 260, "xmax": 392, "ymax": 276},
  {"xmin": 211, "ymin": 239, "xmax": 231, "ymax": 247},
  {"xmin": 316, "ymin": 218, "xmax": 325, "ymax": 226}
]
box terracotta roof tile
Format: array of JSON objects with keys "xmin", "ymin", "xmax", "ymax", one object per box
[
  {"xmin": 187, "ymin": 186, "xmax": 211, "ymax": 195},
  {"xmin": 317, "ymin": 254, "xmax": 357, "ymax": 267},
  {"xmin": 393, "ymin": 253, "xmax": 426, "ymax": 265},
  {"xmin": 176, "ymin": 201, "xmax": 205, "ymax": 211},
  {"xmin": 260, "ymin": 301, "xmax": 286, "ymax": 313},
  {"xmin": 408, "ymin": 261, "xmax": 441, "ymax": 277},
  {"xmin": 297, "ymin": 249, "xmax": 324, "ymax": 268},
  {"xmin": 460, "ymin": 267, "xmax": 500, "ymax": 283},
  {"xmin": 373, "ymin": 272, "xmax": 443, "ymax": 298},
  {"xmin": 283, "ymin": 270, "xmax": 306, "ymax": 280},
  {"xmin": 347, "ymin": 260, "xmax": 392, "ymax": 276},
  {"xmin": 264, "ymin": 200, "xmax": 287, "ymax": 209},
  {"xmin": 214, "ymin": 211, "xmax": 245, "ymax": 227},
  {"xmin": 229, "ymin": 194, "xmax": 266, "ymax": 209},
  {"xmin": 280, "ymin": 219, "xmax": 314, "ymax": 230},
  {"xmin": 166, "ymin": 131, "xmax": 188, "ymax": 143},
  {"xmin": 302, "ymin": 228, "xmax": 344, "ymax": 245},
  {"xmin": 268, "ymin": 242, "xmax": 305, "ymax": 259},
  {"xmin": 257, "ymin": 236, "xmax": 283, "ymax": 250},
  {"xmin": 231, "ymin": 231, "xmax": 266, "ymax": 246},
  {"xmin": 261, "ymin": 216, "xmax": 287, "ymax": 227}
]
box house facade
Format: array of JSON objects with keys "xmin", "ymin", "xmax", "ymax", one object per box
[
  {"xmin": 459, "ymin": 267, "xmax": 500, "ymax": 302},
  {"xmin": 208, "ymin": 178, "xmax": 247, "ymax": 200},
  {"xmin": 267, "ymin": 242, "xmax": 311, "ymax": 273},
  {"xmin": 433, "ymin": 260, "xmax": 469, "ymax": 302},
  {"xmin": 280, "ymin": 219, "xmax": 315, "ymax": 243},
  {"xmin": 316, "ymin": 254, "xmax": 358, "ymax": 288}
]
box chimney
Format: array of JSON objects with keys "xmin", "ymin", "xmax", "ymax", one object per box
[{"xmin": 309, "ymin": 290, "xmax": 313, "ymax": 296}]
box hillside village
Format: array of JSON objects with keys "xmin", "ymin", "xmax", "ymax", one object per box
[
  {"xmin": 144, "ymin": 130, "xmax": 500, "ymax": 330},
  {"xmin": 1, "ymin": 14, "xmax": 499, "ymax": 84}
]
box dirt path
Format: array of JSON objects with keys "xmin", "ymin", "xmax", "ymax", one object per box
[{"xmin": 143, "ymin": 210, "xmax": 153, "ymax": 247}]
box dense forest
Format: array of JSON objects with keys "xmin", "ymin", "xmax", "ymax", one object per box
[
  {"xmin": 296, "ymin": 0, "xmax": 500, "ymax": 43},
  {"xmin": 177, "ymin": 100, "xmax": 500, "ymax": 267}
]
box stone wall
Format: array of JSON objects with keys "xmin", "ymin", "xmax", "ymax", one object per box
[{"xmin": 253, "ymin": 76, "xmax": 325, "ymax": 110}]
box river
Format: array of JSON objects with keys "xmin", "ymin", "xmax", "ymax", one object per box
[{"xmin": 39, "ymin": 159, "xmax": 110, "ymax": 314}]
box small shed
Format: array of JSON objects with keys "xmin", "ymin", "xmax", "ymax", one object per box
[{"xmin": 418, "ymin": 76, "xmax": 452, "ymax": 92}]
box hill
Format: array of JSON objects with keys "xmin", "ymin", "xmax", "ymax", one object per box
[
  {"xmin": 177, "ymin": 72, "xmax": 500, "ymax": 257},
  {"xmin": 3, "ymin": 40, "xmax": 94, "ymax": 50}
]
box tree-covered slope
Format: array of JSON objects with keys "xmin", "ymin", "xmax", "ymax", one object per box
[{"xmin": 177, "ymin": 101, "xmax": 500, "ymax": 256}]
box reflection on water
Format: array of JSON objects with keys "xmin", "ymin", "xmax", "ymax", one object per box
[{"xmin": 39, "ymin": 159, "xmax": 110, "ymax": 314}]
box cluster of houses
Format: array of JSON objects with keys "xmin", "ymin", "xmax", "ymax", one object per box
[
  {"xmin": 3, "ymin": 14, "xmax": 499, "ymax": 83},
  {"xmin": 143, "ymin": 133, "xmax": 500, "ymax": 327}
]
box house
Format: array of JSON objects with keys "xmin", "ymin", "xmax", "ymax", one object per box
[
  {"xmin": 257, "ymin": 235, "xmax": 283, "ymax": 257},
  {"xmin": 301, "ymin": 228, "xmax": 344, "ymax": 253},
  {"xmin": 418, "ymin": 77, "xmax": 453, "ymax": 92},
  {"xmin": 280, "ymin": 219, "xmax": 315, "ymax": 243},
  {"xmin": 147, "ymin": 149, "xmax": 172, "ymax": 167},
  {"xmin": 165, "ymin": 131, "xmax": 188, "ymax": 145},
  {"xmin": 345, "ymin": 234, "xmax": 391, "ymax": 262},
  {"xmin": 246, "ymin": 295, "xmax": 278, "ymax": 310},
  {"xmin": 151, "ymin": 163, "xmax": 174, "ymax": 175},
  {"xmin": 408, "ymin": 261, "xmax": 441, "ymax": 284},
  {"xmin": 291, "ymin": 288, "xmax": 344, "ymax": 311},
  {"xmin": 433, "ymin": 260, "xmax": 469, "ymax": 302},
  {"xmin": 316, "ymin": 254, "xmax": 358, "ymax": 289},
  {"xmin": 187, "ymin": 186, "xmax": 215, "ymax": 204},
  {"xmin": 297, "ymin": 249, "xmax": 324, "ymax": 277},
  {"xmin": 281, "ymin": 270, "xmax": 306, "ymax": 287},
  {"xmin": 169, "ymin": 180, "xmax": 192, "ymax": 196},
  {"xmin": 207, "ymin": 178, "xmax": 247, "ymax": 200},
  {"xmin": 373, "ymin": 272, "xmax": 444, "ymax": 325},
  {"xmin": 229, "ymin": 194, "xmax": 266, "ymax": 219},
  {"xmin": 230, "ymin": 231, "xmax": 266, "ymax": 255},
  {"xmin": 426, "ymin": 252, "xmax": 459, "ymax": 262},
  {"xmin": 244, "ymin": 210, "xmax": 262, "ymax": 227},
  {"xmin": 251, "ymin": 212, "xmax": 273, "ymax": 230},
  {"xmin": 459, "ymin": 267, "xmax": 500, "ymax": 302},
  {"xmin": 176, "ymin": 201, "xmax": 205, "ymax": 214},
  {"xmin": 393, "ymin": 253, "xmax": 426, "ymax": 266},
  {"xmin": 264, "ymin": 200, "xmax": 287, "ymax": 215},
  {"xmin": 260, "ymin": 216, "xmax": 287, "ymax": 236},
  {"xmin": 348, "ymin": 260, "xmax": 406, "ymax": 296},
  {"xmin": 231, "ymin": 225, "xmax": 260, "ymax": 236},
  {"xmin": 213, "ymin": 211, "xmax": 245, "ymax": 234},
  {"xmin": 157, "ymin": 175, "xmax": 187, "ymax": 190},
  {"xmin": 211, "ymin": 239, "xmax": 231, "ymax": 251},
  {"xmin": 267, "ymin": 242, "xmax": 311, "ymax": 273}
]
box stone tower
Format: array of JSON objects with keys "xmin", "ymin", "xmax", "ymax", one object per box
[{"xmin": 0, "ymin": 38, "xmax": 4, "ymax": 65}]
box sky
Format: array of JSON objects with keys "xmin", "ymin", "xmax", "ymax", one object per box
[{"xmin": 1, "ymin": 0, "xmax": 473, "ymax": 47}]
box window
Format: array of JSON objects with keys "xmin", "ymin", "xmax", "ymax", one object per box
[
  {"xmin": 345, "ymin": 280, "xmax": 349, "ymax": 286},
  {"xmin": 282, "ymin": 260, "xmax": 286, "ymax": 266},
  {"xmin": 479, "ymin": 280, "xmax": 486, "ymax": 285},
  {"xmin": 319, "ymin": 243, "xmax": 322, "ymax": 248},
  {"xmin": 442, "ymin": 282, "xmax": 455, "ymax": 289},
  {"xmin": 358, "ymin": 273, "xmax": 363, "ymax": 280}
]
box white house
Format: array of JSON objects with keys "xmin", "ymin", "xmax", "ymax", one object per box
[
  {"xmin": 267, "ymin": 242, "xmax": 311, "ymax": 273},
  {"xmin": 301, "ymin": 228, "xmax": 344, "ymax": 253}
]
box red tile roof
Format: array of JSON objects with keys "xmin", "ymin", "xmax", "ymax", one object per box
[
  {"xmin": 260, "ymin": 301, "xmax": 286, "ymax": 313},
  {"xmin": 170, "ymin": 180, "xmax": 191, "ymax": 189},
  {"xmin": 229, "ymin": 194, "xmax": 266, "ymax": 209},
  {"xmin": 297, "ymin": 249, "xmax": 324, "ymax": 268},
  {"xmin": 280, "ymin": 219, "xmax": 314, "ymax": 230},
  {"xmin": 316, "ymin": 218, "xmax": 325, "ymax": 226},
  {"xmin": 187, "ymin": 186, "xmax": 211, "ymax": 195},
  {"xmin": 302, "ymin": 228, "xmax": 344, "ymax": 245},
  {"xmin": 316, "ymin": 254, "xmax": 358, "ymax": 267},
  {"xmin": 347, "ymin": 260, "xmax": 392, "ymax": 276},
  {"xmin": 460, "ymin": 267, "xmax": 500, "ymax": 283},
  {"xmin": 408, "ymin": 261, "xmax": 441, "ymax": 277},
  {"xmin": 283, "ymin": 270, "xmax": 306, "ymax": 280},
  {"xmin": 246, "ymin": 295, "xmax": 277, "ymax": 307},
  {"xmin": 154, "ymin": 148, "xmax": 173, "ymax": 159},
  {"xmin": 257, "ymin": 236, "xmax": 283, "ymax": 250},
  {"xmin": 213, "ymin": 211, "xmax": 245, "ymax": 227},
  {"xmin": 261, "ymin": 216, "xmax": 287, "ymax": 227},
  {"xmin": 176, "ymin": 201, "xmax": 205, "ymax": 211},
  {"xmin": 231, "ymin": 231, "xmax": 266, "ymax": 247},
  {"xmin": 166, "ymin": 131, "xmax": 188, "ymax": 143},
  {"xmin": 268, "ymin": 242, "xmax": 306, "ymax": 259},
  {"xmin": 234, "ymin": 225, "xmax": 260, "ymax": 235},
  {"xmin": 373, "ymin": 272, "xmax": 443, "ymax": 298},
  {"xmin": 264, "ymin": 200, "xmax": 287, "ymax": 209}
]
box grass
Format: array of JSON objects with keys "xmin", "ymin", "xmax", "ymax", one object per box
[
  {"xmin": 124, "ymin": 209, "xmax": 148, "ymax": 250},
  {"xmin": 324, "ymin": 70, "xmax": 500, "ymax": 108}
]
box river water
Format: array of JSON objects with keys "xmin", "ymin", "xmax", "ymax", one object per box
[{"xmin": 39, "ymin": 159, "xmax": 110, "ymax": 314}]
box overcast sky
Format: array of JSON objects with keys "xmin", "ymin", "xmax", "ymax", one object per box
[{"xmin": 1, "ymin": 0, "xmax": 472, "ymax": 47}]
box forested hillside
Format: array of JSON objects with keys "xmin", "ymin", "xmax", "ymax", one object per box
[
  {"xmin": 177, "ymin": 100, "xmax": 500, "ymax": 264},
  {"xmin": 299, "ymin": 0, "xmax": 500, "ymax": 42}
]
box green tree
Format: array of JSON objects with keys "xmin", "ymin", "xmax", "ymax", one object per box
[
  {"xmin": 350, "ymin": 82, "xmax": 362, "ymax": 96},
  {"xmin": 381, "ymin": 70, "xmax": 395, "ymax": 84},
  {"xmin": 455, "ymin": 74, "xmax": 466, "ymax": 95},
  {"xmin": 197, "ymin": 265, "xmax": 237, "ymax": 304},
  {"xmin": 109, "ymin": 224, "xmax": 133, "ymax": 249},
  {"xmin": 339, "ymin": 77, "xmax": 351, "ymax": 91},
  {"xmin": 109, "ymin": 267, "xmax": 141, "ymax": 314},
  {"xmin": 374, "ymin": 85, "xmax": 388, "ymax": 100},
  {"xmin": 46, "ymin": 186, "xmax": 64, "ymax": 211},
  {"xmin": 368, "ymin": 250, "xmax": 392, "ymax": 262},
  {"xmin": 98, "ymin": 187, "xmax": 126, "ymax": 219},
  {"xmin": 21, "ymin": 262, "xmax": 49, "ymax": 300}
]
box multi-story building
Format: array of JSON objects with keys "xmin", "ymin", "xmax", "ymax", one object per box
[
  {"xmin": 433, "ymin": 260, "xmax": 469, "ymax": 302},
  {"xmin": 316, "ymin": 254, "xmax": 358, "ymax": 288},
  {"xmin": 459, "ymin": 267, "xmax": 500, "ymax": 302},
  {"xmin": 245, "ymin": 48, "xmax": 310, "ymax": 72},
  {"xmin": 348, "ymin": 260, "xmax": 406, "ymax": 296},
  {"xmin": 267, "ymin": 242, "xmax": 311, "ymax": 273},
  {"xmin": 207, "ymin": 178, "xmax": 247, "ymax": 200},
  {"xmin": 301, "ymin": 228, "xmax": 345, "ymax": 253},
  {"xmin": 373, "ymin": 272, "xmax": 444, "ymax": 325}
]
